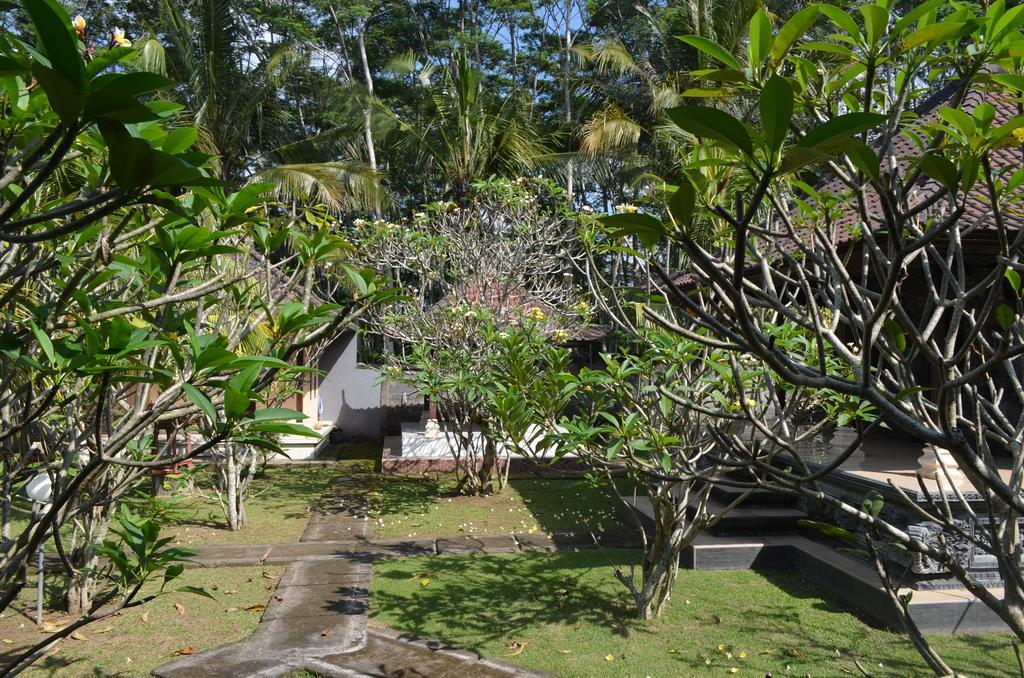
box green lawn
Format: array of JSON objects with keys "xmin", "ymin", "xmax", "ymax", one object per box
[
  {"xmin": 0, "ymin": 565, "xmax": 283, "ymax": 677},
  {"xmin": 375, "ymin": 475, "xmax": 627, "ymax": 539},
  {"xmin": 370, "ymin": 550, "xmax": 1016, "ymax": 677},
  {"xmin": 156, "ymin": 459, "xmax": 373, "ymax": 547}
]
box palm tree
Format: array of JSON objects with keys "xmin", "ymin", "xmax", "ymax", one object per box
[
  {"xmin": 386, "ymin": 52, "xmax": 553, "ymax": 199},
  {"xmin": 151, "ymin": 0, "xmax": 385, "ymax": 211},
  {"xmin": 576, "ymin": 0, "xmax": 763, "ymax": 187}
]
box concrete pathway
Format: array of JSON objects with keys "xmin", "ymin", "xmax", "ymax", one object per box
[{"xmin": 152, "ymin": 469, "xmax": 550, "ymax": 678}]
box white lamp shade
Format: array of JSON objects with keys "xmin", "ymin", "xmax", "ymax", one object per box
[{"xmin": 25, "ymin": 473, "xmax": 52, "ymax": 505}]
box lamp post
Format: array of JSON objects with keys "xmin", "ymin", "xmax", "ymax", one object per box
[{"xmin": 25, "ymin": 473, "xmax": 52, "ymax": 627}]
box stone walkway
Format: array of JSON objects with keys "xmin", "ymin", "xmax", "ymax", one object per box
[{"xmin": 152, "ymin": 469, "xmax": 550, "ymax": 678}]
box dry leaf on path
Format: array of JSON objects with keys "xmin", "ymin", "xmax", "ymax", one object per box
[
  {"xmin": 245, "ymin": 604, "xmax": 266, "ymax": 612},
  {"xmin": 174, "ymin": 602, "xmax": 186, "ymax": 617},
  {"xmin": 1, "ymin": 638, "xmax": 13, "ymax": 644},
  {"xmin": 69, "ymin": 630, "xmax": 89, "ymax": 641},
  {"xmin": 94, "ymin": 626, "xmax": 115, "ymax": 634},
  {"xmin": 39, "ymin": 621, "xmax": 65, "ymax": 633},
  {"xmin": 321, "ymin": 628, "xmax": 333, "ymax": 637},
  {"xmin": 171, "ymin": 646, "xmax": 197, "ymax": 656},
  {"xmin": 141, "ymin": 612, "xmax": 150, "ymax": 624}
]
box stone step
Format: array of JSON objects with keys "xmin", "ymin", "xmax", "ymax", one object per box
[
  {"xmin": 622, "ymin": 495, "xmax": 806, "ymax": 539},
  {"xmin": 708, "ymin": 482, "xmax": 798, "ymax": 508}
]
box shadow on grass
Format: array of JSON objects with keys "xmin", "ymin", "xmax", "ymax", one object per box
[
  {"xmin": 377, "ymin": 474, "xmax": 456, "ymax": 521},
  {"xmin": 372, "ymin": 550, "xmax": 1015, "ymax": 677},
  {"xmin": 370, "ymin": 550, "xmax": 640, "ymax": 648}
]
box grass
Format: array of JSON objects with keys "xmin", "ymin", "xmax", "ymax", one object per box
[
  {"xmin": 375, "ymin": 474, "xmax": 627, "ymax": 539},
  {"xmin": 0, "ymin": 565, "xmax": 284, "ymax": 677},
  {"xmin": 370, "ymin": 550, "xmax": 1017, "ymax": 677},
  {"xmin": 152, "ymin": 459, "xmax": 374, "ymax": 548}
]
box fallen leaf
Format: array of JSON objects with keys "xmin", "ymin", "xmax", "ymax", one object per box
[
  {"xmin": 245, "ymin": 604, "xmax": 266, "ymax": 612},
  {"xmin": 503, "ymin": 639, "xmax": 526, "ymax": 657},
  {"xmin": 321, "ymin": 628, "xmax": 333, "ymax": 637},
  {"xmin": 94, "ymin": 626, "xmax": 115, "ymax": 634},
  {"xmin": 69, "ymin": 630, "xmax": 89, "ymax": 641},
  {"xmin": 605, "ymin": 654, "xmax": 615, "ymax": 662},
  {"xmin": 171, "ymin": 646, "xmax": 197, "ymax": 656},
  {"xmin": 261, "ymin": 571, "xmax": 278, "ymax": 580},
  {"xmin": 174, "ymin": 602, "xmax": 186, "ymax": 617},
  {"xmin": 39, "ymin": 621, "xmax": 65, "ymax": 633},
  {"xmin": 1, "ymin": 638, "xmax": 13, "ymax": 644},
  {"xmin": 258, "ymin": 547, "xmax": 272, "ymax": 564},
  {"xmin": 557, "ymin": 649, "xmax": 572, "ymax": 654},
  {"xmin": 141, "ymin": 612, "xmax": 150, "ymax": 624},
  {"xmin": 223, "ymin": 590, "xmax": 238, "ymax": 595},
  {"xmin": 225, "ymin": 607, "xmax": 239, "ymax": 613}
]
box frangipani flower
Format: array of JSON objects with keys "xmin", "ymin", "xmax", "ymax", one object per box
[
  {"xmin": 112, "ymin": 28, "xmax": 131, "ymax": 47},
  {"xmin": 72, "ymin": 15, "xmax": 86, "ymax": 32}
]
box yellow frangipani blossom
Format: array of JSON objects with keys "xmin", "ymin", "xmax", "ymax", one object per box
[{"xmin": 112, "ymin": 28, "xmax": 131, "ymax": 47}]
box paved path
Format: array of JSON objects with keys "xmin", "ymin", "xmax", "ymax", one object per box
[{"xmin": 152, "ymin": 469, "xmax": 550, "ymax": 678}]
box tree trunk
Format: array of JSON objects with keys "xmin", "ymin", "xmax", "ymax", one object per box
[{"xmin": 356, "ymin": 21, "xmax": 378, "ymax": 174}]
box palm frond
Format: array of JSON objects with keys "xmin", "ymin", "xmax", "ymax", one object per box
[
  {"xmin": 254, "ymin": 162, "xmax": 387, "ymax": 213},
  {"xmin": 580, "ymin": 105, "xmax": 643, "ymax": 156}
]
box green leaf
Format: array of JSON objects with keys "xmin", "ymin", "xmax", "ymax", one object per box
[
  {"xmin": 98, "ymin": 120, "xmax": 155, "ymax": 190},
  {"xmin": 163, "ymin": 127, "xmax": 198, "ymax": 154},
  {"xmin": 860, "ymin": 4, "xmax": 890, "ymax": 46},
  {"xmin": 667, "ymin": 182, "xmax": 695, "ymax": 228},
  {"xmin": 250, "ymin": 407, "xmax": 305, "ymax": 422},
  {"xmin": 0, "ymin": 55, "xmax": 28, "ymax": 77},
  {"xmin": 798, "ymin": 112, "xmax": 887, "ymax": 153},
  {"xmin": 163, "ymin": 563, "xmax": 184, "ymax": 584},
  {"xmin": 1006, "ymin": 269, "xmax": 1022, "ymax": 297},
  {"xmin": 797, "ymin": 519, "xmax": 859, "ymax": 545},
  {"xmin": 29, "ymin": 320, "xmax": 55, "ymax": 363},
  {"xmin": 223, "ymin": 387, "xmax": 251, "ymax": 420},
  {"xmin": 182, "ymin": 384, "xmax": 217, "ymax": 425},
  {"xmin": 771, "ymin": 6, "xmax": 821, "ymax": 66},
  {"xmin": 760, "ymin": 76, "xmax": 793, "ymax": 155},
  {"xmin": 22, "ymin": 0, "xmax": 83, "ymax": 89},
  {"xmin": 600, "ymin": 212, "xmax": 666, "ymax": 249},
  {"xmin": 666, "ymin": 105, "xmax": 753, "ymax": 155},
  {"xmin": 901, "ymin": 23, "xmax": 966, "ymax": 51},
  {"xmin": 861, "ymin": 490, "xmax": 884, "ymax": 518},
  {"xmin": 676, "ymin": 35, "xmax": 741, "ymax": 70},
  {"xmin": 749, "ymin": 9, "xmax": 772, "ymax": 68},
  {"xmin": 176, "ymin": 585, "xmax": 216, "ymax": 600},
  {"xmin": 847, "ymin": 142, "xmax": 881, "ymax": 180},
  {"xmin": 84, "ymin": 46, "xmax": 136, "ymax": 78},
  {"xmin": 996, "ymin": 303, "xmax": 1016, "ymax": 331},
  {"xmin": 248, "ymin": 422, "xmax": 321, "ymax": 438},
  {"xmin": 918, "ymin": 153, "xmax": 959, "ymax": 194},
  {"xmin": 939, "ymin": 107, "xmax": 975, "ymax": 136},
  {"xmin": 31, "ymin": 63, "xmax": 81, "ymax": 126},
  {"xmin": 884, "ymin": 319, "xmax": 907, "ymax": 352},
  {"xmin": 816, "ymin": 4, "xmax": 861, "ymax": 39}
]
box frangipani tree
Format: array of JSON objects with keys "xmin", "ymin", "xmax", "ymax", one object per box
[
  {"xmin": 0, "ymin": 0, "xmax": 384, "ymax": 647},
  {"xmin": 605, "ymin": 0, "xmax": 1024, "ymax": 654},
  {"xmin": 357, "ymin": 177, "xmax": 584, "ymax": 494}
]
